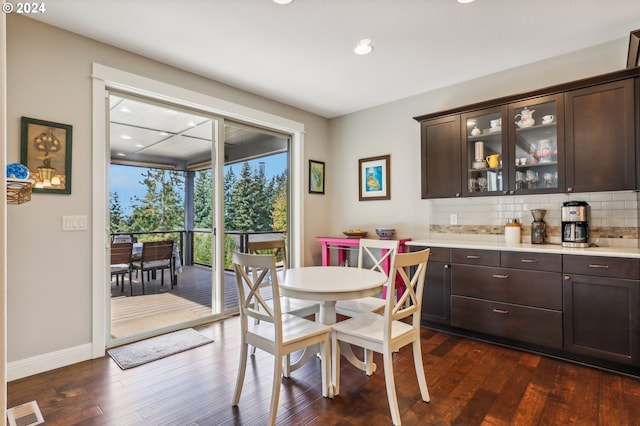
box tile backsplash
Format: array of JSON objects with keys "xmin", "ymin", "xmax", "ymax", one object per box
[{"xmin": 427, "ymin": 191, "xmax": 639, "ymax": 248}]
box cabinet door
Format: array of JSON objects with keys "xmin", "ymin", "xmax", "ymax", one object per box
[
  {"xmin": 422, "ymin": 261, "xmax": 451, "ymax": 325},
  {"xmin": 461, "ymin": 106, "xmax": 508, "ymax": 196},
  {"xmin": 563, "ymin": 273, "xmax": 640, "ymax": 365},
  {"xmin": 420, "ymin": 115, "xmax": 462, "ymax": 198},
  {"xmin": 507, "ymin": 94, "xmax": 565, "ymax": 194},
  {"xmin": 565, "ymin": 79, "xmax": 636, "ymax": 192}
]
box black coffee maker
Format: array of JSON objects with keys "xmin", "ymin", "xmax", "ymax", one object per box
[{"xmin": 561, "ymin": 201, "xmax": 590, "ymax": 248}]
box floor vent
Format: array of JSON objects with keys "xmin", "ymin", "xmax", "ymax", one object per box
[{"xmin": 7, "ymin": 400, "xmax": 44, "ymax": 426}]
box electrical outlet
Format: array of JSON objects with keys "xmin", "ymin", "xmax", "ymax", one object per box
[{"xmin": 449, "ymin": 214, "xmax": 458, "ymax": 225}]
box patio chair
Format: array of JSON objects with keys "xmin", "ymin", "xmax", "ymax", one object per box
[
  {"xmin": 131, "ymin": 240, "xmax": 175, "ymax": 295},
  {"xmin": 331, "ymin": 248, "xmax": 431, "ymax": 426},
  {"xmin": 232, "ymin": 252, "xmax": 331, "ymax": 426},
  {"xmin": 110, "ymin": 242, "xmax": 133, "ymax": 294}
]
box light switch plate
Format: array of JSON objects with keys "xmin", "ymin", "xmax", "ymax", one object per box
[
  {"xmin": 449, "ymin": 214, "xmax": 458, "ymax": 225},
  {"xmin": 62, "ymin": 215, "xmax": 88, "ymax": 231}
]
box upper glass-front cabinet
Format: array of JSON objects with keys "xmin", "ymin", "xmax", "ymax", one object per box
[
  {"xmin": 462, "ymin": 106, "xmax": 508, "ymax": 196},
  {"xmin": 507, "ymin": 94, "xmax": 564, "ymax": 194},
  {"xmin": 461, "ymin": 95, "xmax": 564, "ymax": 197}
]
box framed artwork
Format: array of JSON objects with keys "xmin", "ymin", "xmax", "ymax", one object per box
[
  {"xmin": 627, "ymin": 28, "xmax": 640, "ymax": 68},
  {"xmin": 20, "ymin": 117, "xmax": 72, "ymax": 194},
  {"xmin": 309, "ymin": 160, "xmax": 325, "ymax": 194},
  {"xmin": 359, "ymin": 154, "xmax": 390, "ymax": 201}
]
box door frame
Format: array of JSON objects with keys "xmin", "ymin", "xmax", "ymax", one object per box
[{"xmin": 91, "ymin": 63, "xmax": 305, "ymax": 357}]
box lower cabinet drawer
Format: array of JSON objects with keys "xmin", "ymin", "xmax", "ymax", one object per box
[{"xmin": 451, "ymin": 295, "xmax": 563, "ymax": 349}]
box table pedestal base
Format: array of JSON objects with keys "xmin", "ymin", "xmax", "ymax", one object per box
[{"xmin": 287, "ymin": 300, "xmax": 377, "ymax": 382}]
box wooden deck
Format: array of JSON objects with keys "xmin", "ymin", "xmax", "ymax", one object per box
[{"xmin": 110, "ymin": 265, "xmax": 239, "ymax": 338}]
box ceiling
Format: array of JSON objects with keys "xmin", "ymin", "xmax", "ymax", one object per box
[
  {"xmin": 109, "ymin": 94, "xmax": 288, "ymax": 170},
  {"xmin": 28, "ymin": 0, "xmax": 640, "ymax": 119}
]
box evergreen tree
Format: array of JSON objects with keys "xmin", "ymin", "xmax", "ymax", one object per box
[
  {"xmin": 194, "ymin": 169, "xmax": 212, "ymax": 228},
  {"xmin": 128, "ymin": 168, "xmax": 184, "ymax": 233},
  {"xmin": 109, "ymin": 191, "xmax": 126, "ymax": 232},
  {"xmin": 228, "ymin": 162, "xmax": 259, "ymax": 232},
  {"xmin": 253, "ymin": 164, "xmax": 271, "ymax": 231},
  {"xmin": 223, "ymin": 167, "xmax": 237, "ymax": 231}
]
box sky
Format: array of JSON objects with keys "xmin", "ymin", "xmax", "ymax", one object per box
[{"xmin": 110, "ymin": 152, "xmax": 288, "ymax": 215}]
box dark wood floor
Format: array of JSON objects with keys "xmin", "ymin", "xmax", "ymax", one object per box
[{"xmin": 8, "ymin": 316, "xmax": 640, "ymax": 426}]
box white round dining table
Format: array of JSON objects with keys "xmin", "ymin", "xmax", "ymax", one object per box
[
  {"xmin": 279, "ymin": 266, "xmax": 388, "ymax": 325},
  {"xmin": 279, "ymin": 266, "xmax": 388, "ymax": 377}
]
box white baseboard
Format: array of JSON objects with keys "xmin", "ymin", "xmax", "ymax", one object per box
[{"xmin": 7, "ymin": 343, "xmax": 94, "ymax": 381}]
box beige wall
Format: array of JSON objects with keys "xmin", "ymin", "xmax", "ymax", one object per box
[
  {"xmin": 327, "ymin": 38, "xmax": 631, "ymax": 241},
  {"xmin": 6, "ymin": 15, "xmax": 329, "ymax": 370}
]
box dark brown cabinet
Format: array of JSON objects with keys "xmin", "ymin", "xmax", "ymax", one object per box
[
  {"xmin": 507, "ymin": 94, "xmax": 565, "ymax": 194},
  {"xmin": 563, "ymin": 255, "xmax": 640, "ymax": 366},
  {"xmin": 450, "ymin": 249, "xmax": 563, "ymax": 349},
  {"xmin": 420, "ymin": 247, "xmax": 451, "ymax": 325},
  {"xmin": 416, "ymin": 69, "xmax": 639, "ymax": 199},
  {"xmin": 461, "ymin": 107, "xmax": 507, "ymax": 196},
  {"xmin": 565, "ymin": 79, "xmax": 636, "ymax": 193},
  {"xmin": 414, "ymin": 243, "xmax": 640, "ymax": 373},
  {"xmin": 420, "ymin": 115, "xmax": 461, "ymax": 198}
]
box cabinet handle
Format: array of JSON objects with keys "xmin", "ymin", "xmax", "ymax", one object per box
[
  {"xmin": 455, "ymin": 193, "xmax": 461, "ymax": 197},
  {"xmin": 466, "ymin": 255, "xmax": 480, "ymax": 259},
  {"xmin": 567, "ymin": 187, "xmax": 573, "ymax": 193},
  {"xmin": 444, "ymin": 264, "xmax": 451, "ymax": 269},
  {"xmin": 492, "ymin": 308, "xmax": 509, "ymax": 314},
  {"xmin": 493, "ymin": 274, "xmax": 509, "ymax": 279},
  {"xmin": 564, "ymin": 275, "xmax": 571, "ymax": 281},
  {"xmin": 521, "ymin": 259, "xmax": 539, "ymax": 263},
  {"xmin": 589, "ymin": 264, "xmax": 610, "ymax": 269}
]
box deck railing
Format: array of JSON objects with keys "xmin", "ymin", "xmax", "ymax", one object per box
[{"xmin": 111, "ymin": 230, "xmax": 287, "ymax": 269}]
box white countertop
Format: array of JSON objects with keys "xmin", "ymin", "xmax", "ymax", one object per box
[{"xmin": 406, "ymin": 239, "xmax": 640, "ymax": 258}]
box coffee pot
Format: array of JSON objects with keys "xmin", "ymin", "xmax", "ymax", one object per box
[
  {"xmin": 530, "ymin": 209, "xmax": 546, "ymax": 244},
  {"xmin": 515, "ymin": 107, "xmax": 535, "ymax": 128}
]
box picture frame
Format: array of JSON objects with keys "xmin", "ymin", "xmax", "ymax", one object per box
[
  {"xmin": 627, "ymin": 29, "xmax": 640, "ymax": 68},
  {"xmin": 359, "ymin": 154, "xmax": 390, "ymax": 201},
  {"xmin": 309, "ymin": 159, "xmax": 325, "ymax": 194},
  {"xmin": 20, "ymin": 117, "xmax": 72, "ymax": 194}
]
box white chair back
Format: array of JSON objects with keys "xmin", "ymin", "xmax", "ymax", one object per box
[
  {"xmin": 233, "ymin": 252, "xmax": 282, "ymax": 336},
  {"xmin": 358, "ymin": 238, "xmax": 399, "ymax": 276},
  {"xmin": 384, "ymin": 249, "xmax": 430, "ymax": 331}
]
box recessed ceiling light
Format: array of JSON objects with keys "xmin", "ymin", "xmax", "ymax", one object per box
[
  {"xmin": 354, "ymin": 39, "xmax": 374, "ymax": 55},
  {"xmin": 273, "ymin": 0, "xmax": 293, "ymax": 4},
  {"xmin": 118, "ymin": 107, "xmax": 132, "ymax": 113},
  {"xmin": 457, "ymin": 0, "xmax": 475, "ymax": 3},
  {"xmin": 135, "ymin": 144, "xmax": 144, "ymax": 148},
  {"xmin": 120, "ymin": 134, "xmax": 132, "ymax": 140},
  {"xmin": 116, "ymin": 152, "xmax": 126, "ymax": 157}
]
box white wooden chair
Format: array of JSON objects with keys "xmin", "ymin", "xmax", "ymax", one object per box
[
  {"xmin": 231, "ymin": 252, "xmax": 331, "ymax": 426},
  {"xmin": 331, "ymin": 249, "xmax": 431, "ymax": 426},
  {"xmin": 335, "ymin": 238, "xmax": 399, "ymax": 317},
  {"xmin": 248, "ymin": 239, "xmax": 320, "ymax": 319}
]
